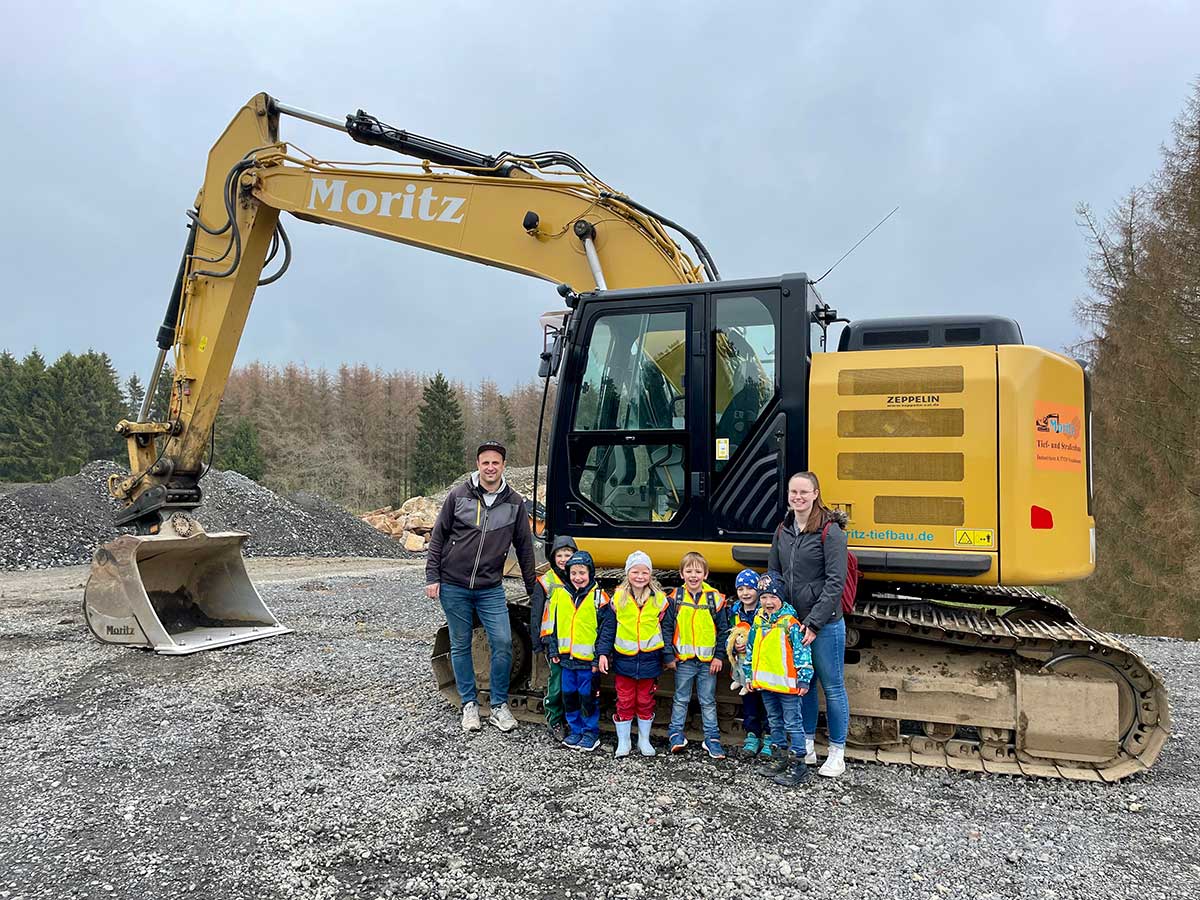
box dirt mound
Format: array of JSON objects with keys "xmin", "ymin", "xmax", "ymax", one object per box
[{"xmin": 0, "ymin": 461, "xmax": 412, "ymax": 571}]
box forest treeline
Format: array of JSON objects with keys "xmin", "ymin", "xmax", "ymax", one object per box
[
  {"xmin": 0, "ymin": 350, "xmax": 554, "ymax": 511},
  {"xmin": 1062, "ymin": 82, "xmax": 1200, "ymax": 639}
]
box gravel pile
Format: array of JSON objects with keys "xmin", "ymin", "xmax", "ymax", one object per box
[
  {"xmin": 0, "ymin": 562, "xmax": 1195, "ymax": 900},
  {"xmin": 0, "ymin": 461, "xmax": 411, "ymax": 570},
  {"xmin": 428, "ymin": 465, "xmax": 548, "ymax": 505}
]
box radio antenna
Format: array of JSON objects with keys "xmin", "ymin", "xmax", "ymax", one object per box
[{"xmin": 811, "ymin": 205, "xmax": 900, "ymax": 285}]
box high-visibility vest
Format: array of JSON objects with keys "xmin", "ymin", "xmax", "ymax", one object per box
[
  {"xmin": 538, "ymin": 570, "xmax": 565, "ymax": 639},
  {"xmin": 548, "ymin": 584, "xmax": 606, "ymax": 661},
  {"xmin": 612, "ymin": 588, "xmax": 669, "ymax": 656},
  {"xmin": 672, "ymin": 583, "xmax": 725, "ymax": 662},
  {"xmin": 749, "ymin": 613, "xmax": 802, "ymax": 694}
]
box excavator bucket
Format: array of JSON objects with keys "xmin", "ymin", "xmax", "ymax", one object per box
[{"xmin": 83, "ymin": 513, "xmax": 291, "ymax": 654}]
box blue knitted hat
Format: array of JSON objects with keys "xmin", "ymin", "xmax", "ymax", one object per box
[{"xmin": 735, "ymin": 568, "xmax": 760, "ymax": 590}]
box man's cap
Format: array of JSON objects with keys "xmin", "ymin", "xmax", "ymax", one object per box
[
  {"xmin": 624, "ymin": 550, "xmax": 653, "ymax": 574},
  {"xmin": 477, "ymin": 440, "xmax": 507, "ymax": 460},
  {"xmin": 735, "ymin": 568, "xmax": 760, "ymax": 590},
  {"xmin": 757, "ymin": 571, "xmax": 788, "ymax": 602}
]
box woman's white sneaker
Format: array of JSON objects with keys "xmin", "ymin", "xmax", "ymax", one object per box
[
  {"xmin": 804, "ymin": 736, "xmax": 818, "ymax": 765},
  {"xmin": 818, "ymin": 745, "xmax": 845, "ymax": 777}
]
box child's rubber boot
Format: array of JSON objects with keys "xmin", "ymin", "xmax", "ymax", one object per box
[
  {"xmin": 636, "ymin": 718, "xmax": 657, "ymax": 757},
  {"xmin": 773, "ymin": 750, "xmax": 812, "ymax": 787},
  {"xmin": 741, "ymin": 733, "xmax": 761, "ymax": 758},
  {"xmin": 614, "ymin": 717, "xmax": 633, "ymax": 758}
]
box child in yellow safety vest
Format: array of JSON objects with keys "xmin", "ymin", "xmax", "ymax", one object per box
[
  {"xmin": 729, "ymin": 568, "xmax": 775, "ymax": 760},
  {"xmin": 597, "ymin": 551, "xmax": 677, "ymax": 758},
  {"xmin": 666, "ymin": 551, "xmax": 732, "ymax": 759},
  {"xmin": 529, "ymin": 535, "xmax": 579, "ymax": 742},
  {"xmin": 544, "ymin": 550, "xmax": 609, "ymax": 751},
  {"xmin": 743, "ymin": 571, "xmax": 814, "ymax": 787}
]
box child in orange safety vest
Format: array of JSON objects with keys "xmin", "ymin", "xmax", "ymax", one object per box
[
  {"xmin": 666, "ymin": 551, "xmax": 732, "ymax": 759},
  {"xmin": 742, "ymin": 571, "xmax": 814, "ymax": 787},
  {"xmin": 597, "ymin": 550, "xmax": 677, "ymax": 758}
]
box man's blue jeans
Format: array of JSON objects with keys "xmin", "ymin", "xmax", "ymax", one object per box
[
  {"xmin": 800, "ymin": 617, "xmax": 849, "ymax": 746},
  {"xmin": 439, "ymin": 583, "xmax": 512, "ymax": 707},
  {"xmin": 668, "ymin": 658, "xmax": 719, "ymax": 740}
]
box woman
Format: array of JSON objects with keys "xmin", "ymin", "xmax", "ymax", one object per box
[{"xmin": 768, "ymin": 471, "xmax": 849, "ymax": 777}]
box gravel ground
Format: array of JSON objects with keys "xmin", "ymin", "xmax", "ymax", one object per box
[
  {"xmin": 0, "ymin": 462, "xmax": 411, "ymax": 570},
  {"xmin": 0, "ymin": 562, "xmax": 1197, "ymax": 900}
]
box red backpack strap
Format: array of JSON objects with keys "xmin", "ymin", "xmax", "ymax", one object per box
[{"xmin": 821, "ymin": 520, "xmax": 831, "ymax": 541}]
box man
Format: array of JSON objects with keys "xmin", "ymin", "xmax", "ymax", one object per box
[{"xmin": 426, "ymin": 440, "xmax": 537, "ymax": 733}]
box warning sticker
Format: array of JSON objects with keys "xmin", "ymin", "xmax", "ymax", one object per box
[
  {"xmin": 715, "ymin": 438, "xmax": 730, "ymax": 461},
  {"xmin": 954, "ymin": 528, "xmax": 995, "ymax": 548},
  {"xmin": 1034, "ymin": 401, "xmax": 1084, "ymax": 471}
]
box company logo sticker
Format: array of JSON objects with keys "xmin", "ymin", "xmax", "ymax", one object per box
[{"xmin": 1034, "ymin": 401, "xmax": 1083, "ymax": 470}]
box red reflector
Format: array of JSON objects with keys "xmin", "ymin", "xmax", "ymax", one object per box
[{"xmin": 1031, "ymin": 505, "xmax": 1054, "ymax": 529}]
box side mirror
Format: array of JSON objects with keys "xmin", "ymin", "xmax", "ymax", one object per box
[{"xmin": 538, "ymin": 333, "xmax": 565, "ymax": 378}]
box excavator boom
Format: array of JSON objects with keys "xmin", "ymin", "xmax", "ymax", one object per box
[{"xmin": 84, "ymin": 93, "xmax": 705, "ymax": 655}]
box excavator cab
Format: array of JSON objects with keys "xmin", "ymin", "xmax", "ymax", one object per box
[{"xmin": 546, "ymin": 273, "xmax": 808, "ymax": 573}]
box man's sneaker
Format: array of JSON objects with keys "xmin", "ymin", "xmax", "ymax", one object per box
[
  {"xmin": 577, "ymin": 734, "xmax": 601, "ymax": 752},
  {"xmin": 741, "ymin": 733, "xmax": 761, "ymax": 758},
  {"xmin": 668, "ymin": 733, "xmax": 688, "ymax": 754},
  {"xmin": 548, "ymin": 721, "xmax": 568, "ymax": 743},
  {"xmin": 562, "ymin": 732, "xmax": 583, "ymax": 749},
  {"xmin": 461, "ymin": 702, "xmax": 482, "ymax": 732},
  {"xmin": 703, "ymin": 738, "xmax": 727, "ymax": 760},
  {"xmin": 488, "ymin": 703, "xmax": 518, "ymax": 733}
]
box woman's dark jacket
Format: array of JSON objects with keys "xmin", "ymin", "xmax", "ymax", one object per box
[{"xmin": 768, "ymin": 508, "xmax": 848, "ymax": 633}]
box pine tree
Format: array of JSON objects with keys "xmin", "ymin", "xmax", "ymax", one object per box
[
  {"xmin": 217, "ymin": 417, "xmax": 266, "ymax": 481},
  {"xmin": 0, "ymin": 351, "xmax": 19, "ymax": 480},
  {"xmin": 125, "ymin": 373, "xmax": 145, "ymax": 420},
  {"xmin": 410, "ymin": 372, "xmax": 465, "ymax": 495}
]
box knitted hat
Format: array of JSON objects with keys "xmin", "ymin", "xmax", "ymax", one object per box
[
  {"xmin": 735, "ymin": 568, "xmax": 760, "ymax": 590},
  {"xmin": 756, "ymin": 571, "xmax": 788, "ymax": 603},
  {"xmin": 624, "ymin": 550, "xmax": 653, "ymax": 574}
]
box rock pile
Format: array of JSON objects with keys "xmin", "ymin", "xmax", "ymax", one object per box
[
  {"xmin": 0, "ymin": 460, "xmax": 413, "ymax": 571},
  {"xmin": 361, "ymin": 466, "xmax": 547, "ymax": 552}
]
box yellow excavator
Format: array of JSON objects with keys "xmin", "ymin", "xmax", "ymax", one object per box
[{"xmin": 82, "ymin": 93, "xmax": 1169, "ymax": 782}]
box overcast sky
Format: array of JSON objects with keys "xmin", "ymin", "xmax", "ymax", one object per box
[{"xmin": 2, "ymin": 1, "xmax": 1197, "ymax": 389}]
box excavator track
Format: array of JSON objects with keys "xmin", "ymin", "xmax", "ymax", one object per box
[{"xmin": 431, "ymin": 584, "xmax": 1170, "ymax": 781}]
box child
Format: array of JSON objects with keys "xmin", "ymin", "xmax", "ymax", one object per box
[
  {"xmin": 728, "ymin": 568, "xmax": 774, "ymax": 760},
  {"xmin": 529, "ymin": 535, "xmax": 579, "ymax": 742},
  {"xmin": 744, "ymin": 572, "xmax": 814, "ymax": 786},
  {"xmin": 666, "ymin": 551, "xmax": 732, "ymax": 759},
  {"xmin": 543, "ymin": 550, "xmax": 609, "ymax": 751},
  {"xmin": 597, "ymin": 551, "xmax": 676, "ymax": 758}
]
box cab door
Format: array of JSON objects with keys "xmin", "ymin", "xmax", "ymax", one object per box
[{"xmin": 552, "ymin": 293, "xmax": 708, "ymax": 569}]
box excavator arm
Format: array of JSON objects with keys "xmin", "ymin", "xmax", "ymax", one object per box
[{"xmin": 110, "ymin": 93, "xmax": 708, "ymax": 527}]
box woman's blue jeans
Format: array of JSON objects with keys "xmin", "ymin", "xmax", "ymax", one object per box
[{"xmin": 800, "ymin": 617, "xmax": 849, "ymax": 746}]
